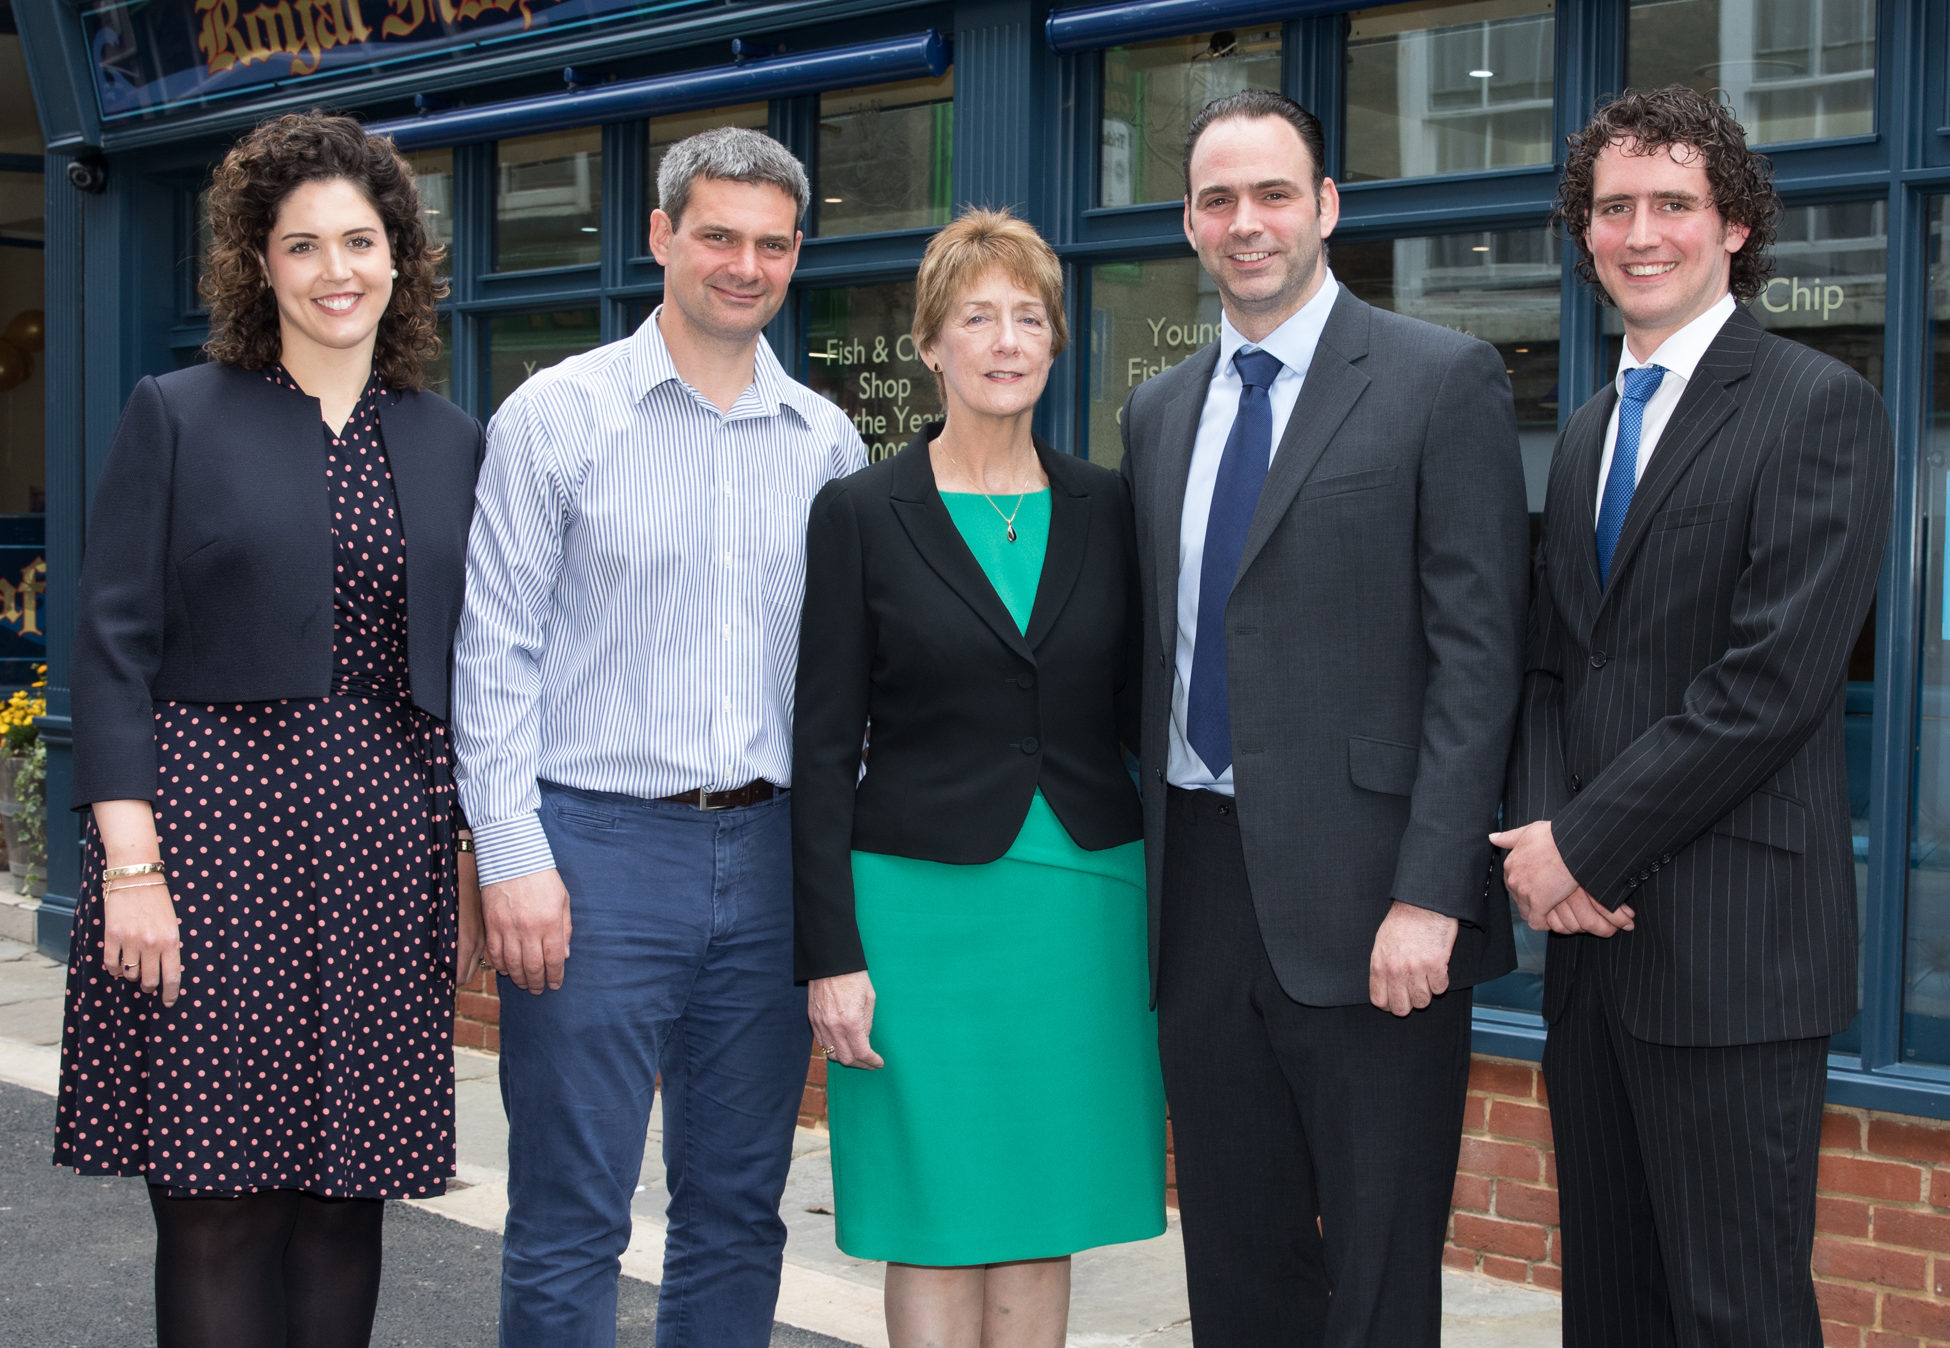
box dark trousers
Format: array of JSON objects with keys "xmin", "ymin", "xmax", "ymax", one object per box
[
  {"xmin": 1545, "ymin": 957, "xmax": 1827, "ymax": 1348},
  {"xmin": 498, "ymin": 783, "xmax": 809, "ymax": 1348},
  {"xmin": 1157, "ymin": 787, "xmax": 1472, "ymax": 1348}
]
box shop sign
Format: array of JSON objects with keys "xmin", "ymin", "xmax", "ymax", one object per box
[{"xmin": 81, "ymin": 0, "xmax": 713, "ymax": 121}]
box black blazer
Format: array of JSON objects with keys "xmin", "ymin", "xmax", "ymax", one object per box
[
  {"xmin": 72, "ymin": 361, "xmax": 485, "ymax": 809},
  {"xmin": 792, "ymin": 426, "xmax": 1144, "ymax": 982},
  {"xmin": 1507, "ymin": 308, "xmax": 1893, "ymax": 1046}
]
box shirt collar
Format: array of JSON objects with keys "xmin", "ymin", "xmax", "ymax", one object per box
[
  {"xmin": 629, "ymin": 305, "xmax": 817, "ymax": 427},
  {"xmin": 1614, "ymin": 292, "xmax": 1736, "ymax": 393},
  {"xmin": 1215, "ymin": 270, "xmax": 1341, "ymax": 385}
]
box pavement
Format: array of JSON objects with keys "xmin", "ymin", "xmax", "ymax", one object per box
[{"xmin": 0, "ymin": 935, "xmax": 1564, "ymax": 1346}]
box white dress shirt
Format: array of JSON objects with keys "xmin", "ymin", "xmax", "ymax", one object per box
[
  {"xmin": 453, "ymin": 308, "xmax": 867, "ymax": 885},
  {"xmin": 1593, "ymin": 293, "xmax": 1738, "ymax": 516},
  {"xmin": 1169, "ymin": 273, "xmax": 1342, "ymax": 793}
]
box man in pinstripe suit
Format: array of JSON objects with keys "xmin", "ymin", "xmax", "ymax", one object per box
[{"xmin": 1495, "ymin": 87, "xmax": 1892, "ymax": 1347}]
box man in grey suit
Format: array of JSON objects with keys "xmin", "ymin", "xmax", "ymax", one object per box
[
  {"xmin": 1496, "ymin": 87, "xmax": 1892, "ymax": 1347},
  {"xmin": 1118, "ymin": 90, "xmax": 1529, "ymax": 1346}
]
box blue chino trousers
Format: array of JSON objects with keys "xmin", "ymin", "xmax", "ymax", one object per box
[{"xmin": 498, "ymin": 783, "xmax": 809, "ymax": 1347}]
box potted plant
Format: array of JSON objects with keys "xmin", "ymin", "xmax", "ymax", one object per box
[{"xmin": 14, "ymin": 740, "xmax": 44, "ymax": 896}]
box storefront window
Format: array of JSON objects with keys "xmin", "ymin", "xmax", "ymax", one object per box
[
  {"xmin": 494, "ymin": 127, "xmax": 601, "ymax": 272},
  {"xmin": 1905, "ymin": 198, "xmax": 1950, "ymax": 1066},
  {"xmin": 1081, "ymin": 256, "xmax": 1219, "ymax": 468},
  {"xmin": 1100, "ymin": 28, "xmax": 1282, "ymax": 207},
  {"xmin": 816, "ymin": 73, "xmax": 954, "ymax": 239},
  {"xmin": 486, "ymin": 308, "xmax": 601, "ymax": 415},
  {"xmin": 1628, "ymin": 0, "xmax": 1875, "ymax": 145},
  {"xmin": 647, "ymin": 103, "xmax": 769, "ymax": 222},
  {"xmin": 1344, "ymin": 0, "xmax": 1555, "ymax": 183},
  {"xmin": 406, "ymin": 148, "xmax": 455, "ymax": 258},
  {"xmin": 802, "ymin": 281, "xmax": 939, "ymax": 463}
]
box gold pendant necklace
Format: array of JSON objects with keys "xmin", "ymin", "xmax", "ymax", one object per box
[{"xmin": 943, "ymin": 446, "xmax": 1030, "ymax": 542}]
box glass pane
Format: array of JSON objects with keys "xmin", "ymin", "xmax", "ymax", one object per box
[
  {"xmin": 495, "ymin": 127, "xmax": 601, "ymax": 272},
  {"xmin": 1082, "ymin": 257, "xmax": 1222, "ymax": 469},
  {"xmin": 427, "ymin": 313, "xmax": 453, "ymax": 403},
  {"xmin": 405, "ymin": 148, "xmax": 454, "ymax": 258},
  {"xmin": 646, "ymin": 103, "xmax": 770, "ymax": 224},
  {"xmin": 486, "ymin": 309, "xmax": 601, "ymax": 415},
  {"xmin": 1345, "ymin": 0, "xmax": 1555, "ymax": 183},
  {"xmin": 1906, "ymin": 198, "xmax": 1950, "ymax": 1065},
  {"xmin": 1628, "ymin": 0, "xmax": 1875, "ymax": 145},
  {"xmin": 802, "ymin": 282, "xmax": 941, "ymax": 464},
  {"xmin": 816, "ymin": 73, "xmax": 954, "ymax": 239},
  {"xmin": 1100, "ymin": 28, "xmax": 1283, "ymax": 207}
]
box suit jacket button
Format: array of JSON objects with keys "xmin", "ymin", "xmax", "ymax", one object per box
[
  {"xmin": 1154, "ymin": 768, "xmax": 1164, "ymax": 781},
  {"xmin": 1158, "ymin": 653, "xmax": 1167, "ymax": 668},
  {"xmin": 1018, "ymin": 673, "xmax": 1035, "ymax": 689},
  {"xmin": 1020, "ymin": 736, "xmax": 1040, "ymax": 754},
  {"xmin": 1570, "ymin": 774, "xmax": 1582, "ymax": 791},
  {"xmin": 1590, "ymin": 651, "xmax": 1608, "ymax": 669}
]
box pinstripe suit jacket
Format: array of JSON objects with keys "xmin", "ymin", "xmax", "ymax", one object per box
[{"xmin": 1507, "ymin": 307, "xmax": 1893, "ymax": 1047}]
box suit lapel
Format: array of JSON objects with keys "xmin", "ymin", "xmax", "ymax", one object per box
[
  {"xmin": 1555, "ymin": 386, "xmax": 1613, "ymax": 629},
  {"xmin": 1237, "ymin": 291, "xmax": 1371, "ymax": 580},
  {"xmin": 887, "ymin": 434, "xmax": 1035, "ymax": 662},
  {"xmin": 1024, "ymin": 445, "xmax": 1091, "ymax": 651},
  {"xmin": 1149, "ymin": 345, "xmax": 1219, "ymax": 655},
  {"xmin": 1596, "ymin": 310, "xmax": 1757, "ymax": 606}
]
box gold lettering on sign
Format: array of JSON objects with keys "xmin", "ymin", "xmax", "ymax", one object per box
[
  {"xmin": 0, "ymin": 559, "xmax": 46, "ymax": 639},
  {"xmin": 204, "ymin": 0, "xmax": 558, "ymax": 77}
]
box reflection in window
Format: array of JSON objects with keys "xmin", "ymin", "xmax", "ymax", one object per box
[
  {"xmin": 405, "ymin": 148, "xmax": 455, "ymax": 258},
  {"xmin": 803, "ymin": 282, "xmax": 939, "ymax": 462},
  {"xmin": 1344, "ymin": 0, "xmax": 1555, "ymax": 183},
  {"xmin": 487, "ymin": 309, "xmax": 602, "ymax": 415},
  {"xmin": 817, "ymin": 73, "xmax": 954, "ymax": 239},
  {"xmin": 1082, "ymin": 257, "xmax": 1224, "ymax": 469},
  {"xmin": 647, "ymin": 103, "xmax": 770, "ymax": 225},
  {"xmin": 1904, "ymin": 199, "xmax": 1950, "ymax": 1066},
  {"xmin": 495, "ymin": 128, "xmax": 601, "ymax": 272},
  {"xmin": 1100, "ymin": 28, "xmax": 1282, "ymax": 207},
  {"xmin": 426, "ymin": 314, "xmax": 452, "ymax": 403},
  {"xmin": 1628, "ymin": 0, "xmax": 1874, "ymax": 145}
]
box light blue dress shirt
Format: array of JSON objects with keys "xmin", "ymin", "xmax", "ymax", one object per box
[
  {"xmin": 1169, "ymin": 272, "xmax": 1341, "ymax": 794},
  {"xmin": 453, "ymin": 309, "xmax": 867, "ymax": 885}
]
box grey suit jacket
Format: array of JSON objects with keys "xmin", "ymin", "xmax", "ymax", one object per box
[
  {"xmin": 1506, "ymin": 307, "xmax": 1893, "ymax": 1047},
  {"xmin": 1120, "ymin": 287, "xmax": 1530, "ymax": 1007}
]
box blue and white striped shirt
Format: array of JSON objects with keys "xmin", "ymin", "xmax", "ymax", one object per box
[{"xmin": 453, "ymin": 309, "xmax": 867, "ymax": 885}]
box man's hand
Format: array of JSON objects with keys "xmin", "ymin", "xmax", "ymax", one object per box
[
  {"xmin": 1544, "ymin": 887, "xmax": 1636, "ymax": 938},
  {"xmin": 482, "ymin": 868, "xmax": 572, "ymax": 994},
  {"xmin": 1489, "ymin": 820, "xmax": 1580, "ymax": 926},
  {"xmin": 809, "ymin": 970, "xmax": 884, "ymax": 1070},
  {"xmin": 1369, "ymin": 901, "xmax": 1460, "ymax": 1017}
]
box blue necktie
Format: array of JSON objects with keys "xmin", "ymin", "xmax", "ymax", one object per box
[
  {"xmin": 1595, "ymin": 364, "xmax": 1667, "ymax": 587},
  {"xmin": 1188, "ymin": 347, "xmax": 1284, "ymax": 777}
]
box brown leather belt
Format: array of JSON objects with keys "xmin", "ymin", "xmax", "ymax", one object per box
[{"xmin": 656, "ymin": 780, "xmax": 779, "ymax": 811}]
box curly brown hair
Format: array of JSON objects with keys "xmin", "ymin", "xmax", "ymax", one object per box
[
  {"xmin": 1553, "ymin": 85, "xmax": 1780, "ymax": 305},
  {"xmin": 201, "ymin": 111, "xmax": 446, "ymax": 389}
]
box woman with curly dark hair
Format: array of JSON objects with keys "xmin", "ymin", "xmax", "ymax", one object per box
[{"xmin": 55, "ymin": 110, "xmax": 485, "ymax": 1347}]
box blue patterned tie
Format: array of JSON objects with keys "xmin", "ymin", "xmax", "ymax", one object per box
[
  {"xmin": 1188, "ymin": 347, "xmax": 1285, "ymax": 777},
  {"xmin": 1595, "ymin": 364, "xmax": 1667, "ymax": 587}
]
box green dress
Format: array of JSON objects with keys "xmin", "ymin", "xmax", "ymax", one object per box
[{"xmin": 826, "ymin": 488, "xmax": 1166, "ymax": 1266}]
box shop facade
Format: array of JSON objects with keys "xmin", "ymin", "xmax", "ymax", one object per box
[{"xmin": 15, "ymin": 0, "xmax": 1950, "ymax": 1331}]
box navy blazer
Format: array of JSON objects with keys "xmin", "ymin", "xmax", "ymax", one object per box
[
  {"xmin": 791, "ymin": 427, "xmax": 1144, "ymax": 982},
  {"xmin": 71, "ymin": 361, "xmax": 484, "ymax": 809}
]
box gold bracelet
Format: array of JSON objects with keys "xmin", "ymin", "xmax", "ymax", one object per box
[
  {"xmin": 102, "ymin": 861, "xmax": 165, "ymax": 880},
  {"xmin": 104, "ymin": 879, "xmax": 168, "ymax": 892},
  {"xmin": 454, "ymin": 836, "xmax": 475, "ymax": 854}
]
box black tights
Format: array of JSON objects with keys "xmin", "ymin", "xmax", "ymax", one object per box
[{"xmin": 147, "ymin": 1185, "xmax": 385, "ymax": 1348}]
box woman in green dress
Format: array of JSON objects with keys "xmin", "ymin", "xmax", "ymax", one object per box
[{"xmin": 792, "ymin": 208, "xmax": 1165, "ymax": 1347}]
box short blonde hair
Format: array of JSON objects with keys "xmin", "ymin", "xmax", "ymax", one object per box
[{"xmin": 911, "ymin": 208, "xmax": 1067, "ymax": 400}]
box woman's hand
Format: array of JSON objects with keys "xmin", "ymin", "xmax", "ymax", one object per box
[
  {"xmin": 103, "ymin": 881, "xmax": 181, "ymax": 1007},
  {"xmin": 809, "ymin": 970, "xmax": 884, "ymax": 1070},
  {"xmin": 455, "ymin": 844, "xmax": 485, "ymax": 985}
]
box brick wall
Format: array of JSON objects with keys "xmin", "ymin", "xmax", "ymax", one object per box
[{"xmin": 456, "ymin": 995, "xmax": 1950, "ymax": 1343}]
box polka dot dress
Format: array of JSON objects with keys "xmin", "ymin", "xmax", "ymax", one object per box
[{"xmin": 54, "ymin": 368, "xmax": 460, "ymax": 1199}]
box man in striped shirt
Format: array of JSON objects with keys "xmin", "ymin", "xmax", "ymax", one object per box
[{"xmin": 453, "ymin": 126, "xmax": 867, "ymax": 1346}]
